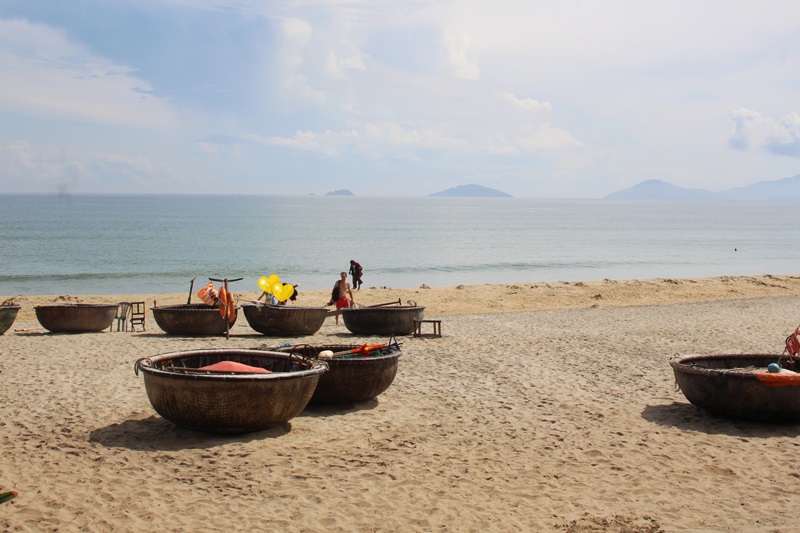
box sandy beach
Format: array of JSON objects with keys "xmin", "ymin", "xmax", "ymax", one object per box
[{"xmin": 3, "ymin": 274, "xmax": 800, "ymax": 531}]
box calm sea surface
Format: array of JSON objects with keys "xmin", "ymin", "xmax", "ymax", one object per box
[{"xmin": 1, "ymin": 194, "xmax": 799, "ymax": 296}]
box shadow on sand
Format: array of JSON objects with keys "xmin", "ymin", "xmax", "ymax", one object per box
[
  {"xmin": 297, "ymin": 398, "xmax": 379, "ymax": 419},
  {"xmin": 642, "ymin": 402, "xmax": 800, "ymax": 438},
  {"xmin": 89, "ymin": 416, "xmax": 291, "ymax": 452}
]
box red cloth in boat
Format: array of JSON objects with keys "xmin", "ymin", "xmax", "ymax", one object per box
[{"xmin": 199, "ymin": 361, "xmax": 271, "ymax": 373}]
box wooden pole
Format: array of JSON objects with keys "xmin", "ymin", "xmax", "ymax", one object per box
[
  {"xmin": 224, "ymin": 278, "xmax": 230, "ymax": 340},
  {"xmin": 187, "ymin": 277, "xmax": 196, "ymax": 304}
]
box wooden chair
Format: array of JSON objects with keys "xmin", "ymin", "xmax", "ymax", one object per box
[
  {"xmin": 113, "ymin": 302, "xmax": 132, "ymax": 332},
  {"xmin": 129, "ymin": 301, "xmax": 146, "ymax": 331}
]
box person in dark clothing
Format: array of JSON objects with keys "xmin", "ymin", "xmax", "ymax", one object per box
[
  {"xmin": 349, "ymin": 260, "xmax": 363, "ymax": 290},
  {"xmin": 327, "ymin": 283, "xmax": 339, "ymax": 306}
]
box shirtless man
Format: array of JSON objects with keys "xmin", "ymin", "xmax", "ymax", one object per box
[{"xmin": 333, "ymin": 271, "xmax": 354, "ymax": 324}]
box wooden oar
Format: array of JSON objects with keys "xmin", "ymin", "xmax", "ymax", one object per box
[
  {"xmin": 328, "ymin": 299, "xmax": 401, "ymax": 316},
  {"xmin": 367, "ymin": 299, "xmax": 401, "ymax": 308},
  {"xmin": 187, "ymin": 277, "xmax": 196, "ymax": 304}
]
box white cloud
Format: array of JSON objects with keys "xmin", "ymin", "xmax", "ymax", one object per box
[
  {"xmin": 499, "ymin": 92, "xmax": 552, "ymax": 112},
  {"xmin": 239, "ymin": 117, "xmax": 580, "ymax": 159},
  {"xmin": 326, "ymin": 50, "xmax": 366, "ymax": 78},
  {"xmin": 0, "ymin": 140, "xmax": 38, "ymax": 182},
  {"xmin": 729, "ymin": 108, "xmax": 800, "ymax": 157},
  {"xmin": 4, "ymin": 0, "xmax": 800, "ymax": 196},
  {"xmin": 280, "ymin": 18, "xmax": 313, "ymax": 69},
  {"xmin": 443, "ymin": 32, "xmax": 479, "ymax": 81},
  {"xmin": 517, "ymin": 124, "xmax": 582, "ymax": 151},
  {"xmin": 0, "ymin": 140, "xmax": 87, "ymax": 193},
  {"xmin": 0, "ymin": 19, "xmax": 174, "ymax": 128},
  {"xmin": 242, "ymin": 130, "xmax": 350, "ymax": 156}
]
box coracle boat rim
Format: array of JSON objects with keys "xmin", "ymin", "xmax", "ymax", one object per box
[
  {"xmin": 1, "ymin": 305, "xmax": 21, "ymax": 310},
  {"xmin": 264, "ymin": 343, "xmax": 403, "ymax": 362},
  {"xmin": 670, "ymin": 353, "xmax": 793, "ymax": 380},
  {"xmin": 34, "ymin": 304, "xmax": 118, "ymax": 309},
  {"xmin": 135, "ymin": 349, "xmax": 327, "ymax": 382},
  {"xmin": 241, "ymin": 303, "xmax": 327, "ymax": 311},
  {"xmin": 342, "ymin": 306, "xmax": 424, "ymax": 312},
  {"xmin": 151, "ymin": 305, "xmax": 239, "ymax": 311}
]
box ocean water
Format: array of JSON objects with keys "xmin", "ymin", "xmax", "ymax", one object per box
[{"xmin": 1, "ymin": 194, "xmax": 799, "ymax": 296}]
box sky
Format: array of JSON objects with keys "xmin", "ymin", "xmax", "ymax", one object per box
[{"xmin": 0, "ymin": 0, "xmax": 799, "ymax": 198}]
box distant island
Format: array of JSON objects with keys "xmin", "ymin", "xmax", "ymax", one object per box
[
  {"xmin": 325, "ymin": 189, "xmax": 354, "ymax": 197},
  {"xmin": 606, "ymin": 174, "xmax": 800, "ymax": 201},
  {"xmin": 430, "ymin": 184, "xmax": 512, "ymax": 198}
]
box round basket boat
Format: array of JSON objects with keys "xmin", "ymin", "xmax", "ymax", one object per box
[
  {"xmin": 241, "ymin": 303, "xmax": 327, "ymax": 336},
  {"xmin": 269, "ymin": 343, "xmax": 403, "ymax": 405},
  {"xmin": 151, "ymin": 304, "xmax": 237, "ymax": 336},
  {"xmin": 341, "ymin": 306, "xmax": 424, "ymax": 336},
  {"xmin": 671, "ymin": 353, "xmax": 800, "ymax": 422},
  {"xmin": 135, "ymin": 349, "xmax": 327, "ymax": 433},
  {"xmin": 34, "ymin": 303, "xmax": 117, "ymax": 333},
  {"xmin": 0, "ymin": 305, "xmax": 21, "ymax": 335}
]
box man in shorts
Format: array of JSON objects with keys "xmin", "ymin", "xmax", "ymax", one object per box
[{"xmin": 333, "ymin": 271, "xmax": 354, "ymax": 324}]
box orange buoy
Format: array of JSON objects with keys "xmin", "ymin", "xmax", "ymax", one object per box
[
  {"xmin": 218, "ymin": 286, "xmax": 228, "ymax": 318},
  {"xmin": 226, "ymin": 289, "xmax": 235, "ymax": 324}
]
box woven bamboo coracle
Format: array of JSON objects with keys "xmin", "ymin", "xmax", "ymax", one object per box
[
  {"xmin": 241, "ymin": 303, "xmax": 327, "ymax": 336},
  {"xmin": 341, "ymin": 306, "xmax": 424, "ymax": 335},
  {"xmin": 0, "ymin": 305, "xmax": 21, "ymax": 335},
  {"xmin": 151, "ymin": 304, "xmax": 237, "ymax": 336},
  {"xmin": 135, "ymin": 349, "xmax": 327, "ymax": 433},
  {"xmin": 34, "ymin": 304, "xmax": 117, "ymax": 333},
  {"xmin": 671, "ymin": 353, "xmax": 800, "ymax": 422},
  {"xmin": 265, "ymin": 343, "xmax": 402, "ymax": 405}
]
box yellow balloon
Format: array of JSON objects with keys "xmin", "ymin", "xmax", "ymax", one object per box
[
  {"xmin": 271, "ymin": 282, "xmax": 283, "ymax": 297},
  {"xmin": 273, "ymin": 283, "xmax": 296, "ymax": 303},
  {"xmin": 273, "ymin": 284, "xmax": 287, "ymax": 302},
  {"xmin": 267, "ymin": 274, "xmax": 280, "ymax": 287},
  {"xmin": 278, "ymin": 283, "xmax": 295, "ymax": 302},
  {"xmin": 257, "ymin": 276, "xmax": 271, "ymax": 293}
]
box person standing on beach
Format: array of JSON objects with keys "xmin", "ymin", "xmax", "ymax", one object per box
[
  {"xmin": 349, "ymin": 260, "xmax": 363, "ymax": 290},
  {"xmin": 331, "ymin": 271, "xmax": 354, "ymax": 325}
]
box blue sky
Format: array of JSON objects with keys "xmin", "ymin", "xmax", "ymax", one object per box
[{"xmin": 1, "ymin": 0, "xmax": 799, "ymax": 198}]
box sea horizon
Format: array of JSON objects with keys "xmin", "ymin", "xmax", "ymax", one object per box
[{"xmin": 2, "ymin": 194, "xmax": 799, "ymax": 296}]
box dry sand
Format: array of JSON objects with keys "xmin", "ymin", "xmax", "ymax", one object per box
[{"xmin": 3, "ymin": 274, "xmax": 800, "ymax": 531}]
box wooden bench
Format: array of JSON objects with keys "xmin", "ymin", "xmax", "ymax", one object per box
[{"xmin": 413, "ymin": 319, "xmax": 442, "ymax": 338}]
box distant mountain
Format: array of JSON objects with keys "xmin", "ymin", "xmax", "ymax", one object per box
[
  {"xmin": 325, "ymin": 189, "xmax": 354, "ymax": 196},
  {"xmin": 719, "ymin": 174, "xmax": 800, "ymax": 200},
  {"xmin": 606, "ymin": 175, "xmax": 800, "ymax": 201},
  {"xmin": 605, "ymin": 180, "xmax": 716, "ymax": 200},
  {"xmin": 430, "ymin": 184, "xmax": 512, "ymax": 198}
]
